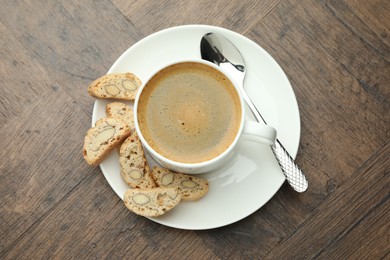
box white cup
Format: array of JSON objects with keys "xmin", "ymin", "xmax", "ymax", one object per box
[{"xmin": 134, "ymin": 60, "xmax": 276, "ymax": 174}]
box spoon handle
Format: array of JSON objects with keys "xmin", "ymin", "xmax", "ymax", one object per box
[
  {"xmin": 272, "ymin": 139, "xmax": 308, "ymax": 192},
  {"xmin": 243, "ymin": 91, "xmax": 308, "ymax": 192}
]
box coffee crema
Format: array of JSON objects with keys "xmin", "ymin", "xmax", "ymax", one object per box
[{"xmin": 137, "ymin": 62, "xmax": 241, "ymax": 163}]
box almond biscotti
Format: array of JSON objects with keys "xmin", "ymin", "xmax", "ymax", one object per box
[
  {"xmin": 124, "ymin": 187, "xmax": 181, "ymax": 217},
  {"xmin": 150, "ymin": 166, "xmax": 209, "ymax": 201},
  {"xmin": 106, "ymin": 102, "xmax": 135, "ymax": 131},
  {"xmin": 88, "ymin": 72, "xmax": 141, "ymax": 100},
  {"xmin": 119, "ymin": 132, "xmax": 156, "ymax": 189},
  {"xmin": 83, "ymin": 117, "xmax": 131, "ymax": 166}
]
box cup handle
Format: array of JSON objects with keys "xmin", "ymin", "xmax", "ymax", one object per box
[{"xmin": 242, "ymin": 121, "xmax": 276, "ymax": 145}]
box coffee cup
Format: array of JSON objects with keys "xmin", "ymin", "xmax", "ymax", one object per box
[{"xmin": 134, "ymin": 60, "xmax": 276, "ymax": 174}]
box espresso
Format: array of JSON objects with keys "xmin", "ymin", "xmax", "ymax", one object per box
[{"xmin": 137, "ymin": 62, "xmax": 241, "ymax": 163}]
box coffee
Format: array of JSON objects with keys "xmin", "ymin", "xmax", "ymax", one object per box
[{"xmin": 137, "ymin": 62, "xmax": 242, "ymax": 163}]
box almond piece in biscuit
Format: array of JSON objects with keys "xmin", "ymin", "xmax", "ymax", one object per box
[
  {"xmin": 83, "ymin": 117, "xmax": 131, "ymax": 165},
  {"xmin": 151, "ymin": 166, "xmax": 209, "ymax": 201},
  {"xmin": 88, "ymin": 73, "xmax": 141, "ymax": 101},
  {"xmin": 106, "ymin": 102, "xmax": 135, "ymax": 131},
  {"xmin": 119, "ymin": 133, "xmax": 156, "ymax": 189},
  {"xmin": 124, "ymin": 187, "xmax": 181, "ymax": 217}
]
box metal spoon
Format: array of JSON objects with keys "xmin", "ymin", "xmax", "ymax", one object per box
[{"xmin": 201, "ymin": 32, "xmax": 308, "ymax": 192}]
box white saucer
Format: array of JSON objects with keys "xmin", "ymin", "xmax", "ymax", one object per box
[{"xmin": 92, "ymin": 25, "xmax": 301, "ymax": 230}]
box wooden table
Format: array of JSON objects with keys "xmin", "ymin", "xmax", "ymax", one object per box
[{"xmin": 1, "ymin": 0, "xmax": 389, "ymax": 259}]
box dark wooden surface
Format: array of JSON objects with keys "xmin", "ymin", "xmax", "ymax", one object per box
[{"xmin": 1, "ymin": 0, "xmax": 389, "ymax": 259}]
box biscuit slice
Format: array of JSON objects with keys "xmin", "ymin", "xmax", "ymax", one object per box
[
  {"xmin": 119, "ymin": 133, "xmax": 156, "ymax": 189},
  {"xmin": 124, "ymin": 187, "xmax": 181, "ymax": 217},
  {"xmin": 88, "ymin": 72, "xmax": 141, "ymax": 101},
  {"xmin": 106, "ymin": 102, "xmax": 135, "ymax": 131},
  {"xmin": 151, "ymin": 166, "xmax": 209, "ymax": 201},
  {"xmin": 83, "ymin": 117, "xmax": 131, "ymax": 165}
]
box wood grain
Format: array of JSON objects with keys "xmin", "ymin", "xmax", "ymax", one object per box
[
  {"xmin": 264, "ymin": 140, "xmax": 390, "ymax": 259},
  {"xmin": 112, "ymin": 0, "xmax": 281, "ymax": 35},
  {"xmin": 0, "ymin": 83, "xmax": 92, "ymax": 253},
  {"xmin": 0, "ymin": 0, "xmax": 388, "ymax": 259}
]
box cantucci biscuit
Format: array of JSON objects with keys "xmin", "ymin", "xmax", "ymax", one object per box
[
  {"xmin": 106, "ymin": 102, "xmax": 135, "ymax": 131},
  {"xmin": 83, "ymin": 117, "xmax": 130, "ymax": 165},
  {"xmin": 119, "ymin": 133, "xmax": 156, "ymax": 189},
  {"xmin": 124, "ymin": 187, "xmax": 181, "ymax": 217},
  {"xmin": 88, "ymin": 72, "xmax": 141, "ymax": 100},
  {"xmin": 151, "ymin": 166, "xmax": 209, "ymax": 201}
]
